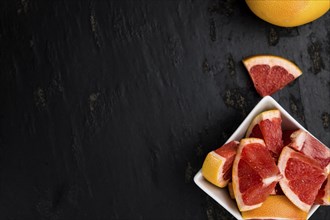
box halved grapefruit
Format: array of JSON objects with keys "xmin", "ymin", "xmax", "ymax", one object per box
[
  {"xmin": 278, "ymin": 146, "xmax": 327, "ymax": 212},
  {"xmin": 241, "ymin": 195, "xmax": 308, "ymax": 219},
  {"xmin": 245, "ymin": 0, "xmax": 330, "ymax": 27},
  {"xmin": 243, "ymin": 55, "xmax": 302, "ymax": 97},
  {"xmin": 232, "ymin": 138, "xmax": 281, "ymax": 211},
  {"xmin": 315, "ymin": 174, "xmax": 330, "ymax": 205},
  {"xmin": 202, "ymin": 141, "xmax": 239, "ymax": 187},
  {"xmin": 246, "ymin": 109, "xmax": 283, "ymax": 158},
  {"xmin": 288, "ymin": 129, "xmax": 330, "ymax": 173}
]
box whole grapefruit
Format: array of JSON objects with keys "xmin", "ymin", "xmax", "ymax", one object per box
[{"xmin": 245, "ymin": 0, "xmax": 330, "ymax": 27}]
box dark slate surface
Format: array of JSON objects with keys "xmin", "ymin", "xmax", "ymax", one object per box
[{"xmin": 0, "ymin": 0, "xmax": 329, "ymax": 219}]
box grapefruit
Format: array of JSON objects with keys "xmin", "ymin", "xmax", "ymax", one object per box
[
  {"xmin": 241, "ymin": 195, "xmax": 308, "ymax": 219},
  {"xmin": 315, "ymin": 174, "xmax": 330, "ymax": 205},
  {"xmin": 278, "ymin": 146, "xmax": 327, "ymax": 212},
  {"xmin": 202, "ymin": 141, "xmax": 239, "ymax": 187},
  {"xmin": 243, "ymin": 55, "xmax": 302, "ymax": 97},
  {"xmin": 245, "ymin": 0, "xmax": 330, "ymax": 27},
  {"xmin": 246, "ymin": 109, "xmax": 283, "ymax": 158},
  {"xmin": 288, "ymin": 129, "xmax": 330, "ymax": 173},
  {"xmin": 232, "ymin": 138, "xmax": 281, "ymax": 211}
]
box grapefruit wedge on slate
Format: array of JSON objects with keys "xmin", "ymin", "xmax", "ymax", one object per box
[
  {"xmin": 232, "ymin": 138, "xmax": 281, "ymax": 211},
  {"xmin": 288, "ymin": 129, "xmax": 330, "ymax": 172},
  {"xmin": 246, "ymin": 109, "xmax": 283, "ymax": 159},
  {"xmin": 278, "ymin": 146, "xmax": 327, "ymax": 212},
  {"xmin": 202, "ymin": 141, "xmax": 239, "ymax": 187},
  {"xmin": 243, "ymin": 55, "xmax": 302, "ymax": 97}
]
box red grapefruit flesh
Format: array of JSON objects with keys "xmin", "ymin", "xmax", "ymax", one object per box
[
  {"xmin": 243, "ymin": 55, "xmax": 302, "ymax": 97},
  {"xmin": 278, "ymin": 146, "xmax": 327, "ymax": 212},
  {"xmin": 246, "ymin": 110, "xmax": 283, "ymax": 159},
  {"xmin": 202, "ymin": 141, "xmax": 239, "ymax": 187},
  {"xmin": 232, "ymin": 138, "xmax": 281, "ymax": 211},
  {"xmin": 315, "ymin": 174, "xmax": 330, "ymax": 205},
  {"xmin": 289, "ymin": 129, "xmax": 330, "ymax": 172},
  {"xmin": 213, "ymin": 141, "xmax": 239, "ymax": 181}
]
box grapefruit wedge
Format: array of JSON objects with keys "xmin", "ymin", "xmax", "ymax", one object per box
[
  {"xmin": 246, "ymin": 109, "xmax": 283, "ymax": 158},
  {"xmin": 232, "ymin": 138, "xmax": 281, "ymax": 211},
  {"xmin": 243, "ymin": 55, "xmax": 302, "ymax": 97},
  {"xmin": 202, "ymin": 141, "xmax": 239, "ymax": 187},
  {"xmin": 241, "ymin": 195, "xmax": 308, "ymax": 219},
  {"xmin": 288, "ymin": 129, "xmax": 330, "ymax": 172},
  {"xmin": 278, "ymin": 146, "xmax": 327, "ymax": 212},
  {"xmin": 315, "ymin": 174, "xmax": 330, "ymax": 205}
]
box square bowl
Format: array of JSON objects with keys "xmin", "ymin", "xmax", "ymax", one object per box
[{"xmin": 194, "ymin": 96, "xmax": 320, "ymax": 219}]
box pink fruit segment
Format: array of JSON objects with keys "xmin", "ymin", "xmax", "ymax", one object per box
[
  {"xmin": 278, "ymin": 147, "xmax": 327, "ymax": 212},
  {"xmin": 234, "ymin": 139, "xmax": 281, "ymax": 209},
  {"xmin": 249, "ymin": 118, "xmax": 283, "ymax": 159},
  {"xmin": 243, "ymin": 55, "xmax": 302, "ymax": 97},
  {"xmin": 202, "ymin": 140, "xmax": 239, "ymax": 188},
  {"xmin": 289, "ymin": 129, "xmax": 330, "ymax": 170},
  {"xmin": 214, "ymin": 141, "xmax": 239, "ymax": 181},
  {"xmin": 315, "ymin": 175, "xmax": 330, "ymax": 205},
  {"xmin": 259, "ymin": 118, "xmax": 283, "ymax": 157}
]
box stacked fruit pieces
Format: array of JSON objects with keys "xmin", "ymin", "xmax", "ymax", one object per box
[{"xmin": 202, "ymin": 109, "xmax": 330, "ymax": 219}]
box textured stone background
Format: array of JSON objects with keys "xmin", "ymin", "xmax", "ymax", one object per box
[{"xmin": 0, "ymin": 0, "xmax": 329, "ymax": 219}]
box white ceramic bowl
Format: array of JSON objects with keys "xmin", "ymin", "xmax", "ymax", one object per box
[{"xmin": 194, "ymin": 96, "xmax": 320, "ymax": 219}]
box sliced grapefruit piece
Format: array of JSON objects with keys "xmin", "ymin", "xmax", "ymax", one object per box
[
  {"xmin": 201, "ymin": 141, "xmax": 239, "ymax": 187},
  {"xmin": 315, "ymin": 174, "xmax": 330, "ymax": 205},
  {"xmin": 241, "ymin": 195, "xmax": 308, "ymax": 219},
  {"xmin": 278, "ymin": 146, "xmax": 327, "ymax": 212},
  {"xmin": 246, "ymin": 109, "xmax": 283, "ymax": 158},
  {"xmin": 288, "ymin": 129, "xmax": 330, "ymax": 173},
  {"xmin": 243, "ymin": 55, "xmax": 302, "ymax": 97},
  {"xmin": 232, "ymin": 138, "xmax": 281, "ymax": 211}
]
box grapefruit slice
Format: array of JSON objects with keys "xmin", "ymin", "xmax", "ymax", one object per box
[
  {"xmin": 241, "ymin": 195, "xmax": 308, "ymax": 219},
  {"xmin": 278, "ymin": 146, "xmax": 327, "ymax": 212},
  {"xmin": 246, "ymin": 109, "xmax": 283, "ymax": 158},
  {"xmin": 315, "ymin": 174, "xmax": 330, "ymax": 205},
  {"xmin": 288, "ymin": 129, "xmax": 330, "ymax": 173},
  {"xmin": 243, "ymin": 55, "xmax": 302, "ymax": 97},
  {"xmin": 202, "ymin": 141, "xmax": 239, "ymax": 187},
  {"xmin": 232, "ymin": 138, "xmax": 281, "ymax": 211}
]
